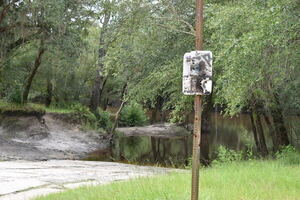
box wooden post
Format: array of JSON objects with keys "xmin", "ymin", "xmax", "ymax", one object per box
[{"xmin": 191, "ymin": 0, "xmax": 204, "ymax": 200}]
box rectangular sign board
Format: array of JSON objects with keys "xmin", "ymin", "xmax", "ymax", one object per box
[{"xmin": 183, "ymin": 51, "xmax": 213, "ymax": 95}]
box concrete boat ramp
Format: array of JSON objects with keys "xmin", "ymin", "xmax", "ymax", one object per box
[{"xmin": 0, "ymin": 160, "xmax": 176, "ymax": 200}]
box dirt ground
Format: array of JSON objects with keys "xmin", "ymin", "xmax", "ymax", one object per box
[{"xmin": 0, "ymin": 114, "xmax": 110, "ymax": 160}]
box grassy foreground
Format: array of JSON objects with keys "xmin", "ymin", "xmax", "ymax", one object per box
[{"xmin": 34, "ymin": 160, "xmax": 300, "ymax": 200}]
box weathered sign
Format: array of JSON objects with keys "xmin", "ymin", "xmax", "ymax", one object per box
[{"xmin": 183, "ymin": 51, "xmax": 213, "ymax": 95}]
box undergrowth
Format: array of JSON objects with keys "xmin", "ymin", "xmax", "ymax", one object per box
[{"xmin": 0, "ymin": 100, "xmax": 45, "ymax": 116}]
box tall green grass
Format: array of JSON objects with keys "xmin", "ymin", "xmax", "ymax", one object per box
[
  {"xmin": 0, "ymin": 100, "xmax": 76, "ymax": 115},
  {"xmin": 34, "ymin": 160, "xmax": 300, "ymax": 200},
  {"xmin": 0, "ymin": 100, "xmax": 45, "ymax": 116},
  {"xmin": 44, "ymin": 106, "xmax": 75, "ymax": 114}
]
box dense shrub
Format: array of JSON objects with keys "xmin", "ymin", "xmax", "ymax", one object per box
[
  {"xmin": 96, "ymin": 108, "xmax": 113, "ymax": 132},
  {"xmin": 213, "ymin": 146, "xmax": 243, "ymax": 165},
  {"xmin": 119, "ymin": 102, "xmax": 148, "ymax": 127},
  {"xmin": 71, "ymin": 104, "xmax": 113, "ymax": 132},
  {"xmin": 6, "ymin": 87, "xmax": 22, "ymax": 104},
  {"xmin": 71, "ymin": 103, "xmax": 97, "ymax": 126},
  {"xmin": 276, "ymin": 145, "xmax": 300, "ymax": 165}
]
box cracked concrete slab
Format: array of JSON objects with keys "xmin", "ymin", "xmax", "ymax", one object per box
[{"xmin": 0, "ymin": 160, "xmax": 179, "ymax": 200}]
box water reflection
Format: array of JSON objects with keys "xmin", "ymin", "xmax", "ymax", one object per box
[
  {"xmin": 85, "ymin": 113, "xmax": 257, "ymax": 168},
  {"xmin": 209, "ymin": 113, "xmax": 254, "ymax": 157},
  {"xmin": 111, "ymin": 135, "xmax": 192, "ymax": 167}
]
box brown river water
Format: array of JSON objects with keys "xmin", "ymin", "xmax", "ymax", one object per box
[{"xmin": 85, "ymin": 112, "xmax": 299, "ymax": 167}]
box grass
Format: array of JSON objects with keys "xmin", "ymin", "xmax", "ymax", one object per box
[
  {"xmin": 44, "ymin": 106, "xmax": 75, "ymax": 114},
  {"xmin": 0, "ymin": 100, "xmax": 101, "ymax": 131},
  {"xmin": 34, "ymin": 160, "xmax": 300, "ymax": 200},
  {"xmin": 0, "ymin": 100, "xmax": 45, "ymax": 116},
  {"xmin": 0, "ymin": 100, "xmax": 76, "ymax": 116}
]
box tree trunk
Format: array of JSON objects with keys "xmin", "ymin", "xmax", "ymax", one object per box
[
  {"xmin": 111, "ymin": 83, "xmax": 128, "ymax": 133},
  {"xmin": 90, "ymin": 73, "xmax": 106, "ymax": 112},
  {"xmin": 270, "ymin": 94, "xmax": 290, "ymax": 147},
  {"xmin": 89, "ymin": 11, "xmax": 110, "ymax": 112},
  {"xmin": 253, "ymin": 110, "xmax": 268, "ymax": 156},
  {"xmin": 150, "ymin": 108, "xmax": 157, "ymax": 124},
  {"xmin": 103, "ymin": 97, "xmax": 109, "ymax": 111},
  {"xmin": 250, "ymin": 112, "xmax": 261, "ymax": 153},
  {"xmin": 263, "ymin": 112, "xmax": 278, "ymax": 152},
  {"xmin": 22, "ymin": 40, "xmax": 45, "ymax": 104},
  {"xmin": 45, "ymin": 77, "xmax": 53, "ymax": 107}
]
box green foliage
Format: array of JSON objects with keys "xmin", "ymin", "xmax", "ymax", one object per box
[
  {"xmin": 71, "ymin": 103, "xmax": 97, "ymax": 127},
  {"xmin": 276, "ymin": 145, "xmax": 300, "ymax": 165},
  {"xmin": 244, "ymin": 144, "xmax": 254, "ymax": 160},
  {"xmin": 0, "ymin": 0, "xmax": 94, "ymax": 107},
  {"xmin": 169, "ymin": 96, "xmax": 193, "ymax": 123},
  {"xmin": 70, "ymin": 104, "xmax": 113, "ymax": 132},
  {"xmin": 185, "ymin": 157, "xmax": 193, "ymax": 170},
  {"xmin": 119, "ymin": 102, "xmax": 148, "ymax": 127},
  {"xmin": 213, "ymin": 146, "xmax": 243, "ymax": 165},
  {"xmin": 6, "ymin": 87, "xmax": 22, "ymax": 104},
  {"xmin": 96, "ymin": 108, "xmax": 113, "ymax": 132},
  {"xmin": 207, "ymin": 0, "xmax": 300, "ymax": 116}
]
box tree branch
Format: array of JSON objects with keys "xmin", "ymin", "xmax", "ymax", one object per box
[
  {"xmin": 167, "ymin": 1, "xmax": 195, "ymax": 34},
  {"xmin": 154, "ymin": 16, "xmax": 195, "ymax": 35},
  {"xmin": 155, "ymin": 23, "xmax": 195, "ymax": 36},
  {"xmin": 111, "ymin": 83, "xmax": 128, "ymax": 133},
  {"xmin": 7, "ymin": 30, "xmax": 41, "ymax": 53},
  {"xmin": 0, "ymin": 23, "xmax": 16, "ymax": 33},
  {"xmin": 0, "ymin": 0, "xmax": 18, "ymax": 25}
]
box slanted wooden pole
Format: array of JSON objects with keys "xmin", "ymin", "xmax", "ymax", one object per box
[{"xmin": 191, "ymin": 0, "xmax": 204, "ymax": 200}]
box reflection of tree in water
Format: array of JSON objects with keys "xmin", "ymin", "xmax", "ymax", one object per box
[
  {"xmin": 126, "ymin": 136, "xmax": 142, "ymax": 147},
  {"xmin": 210, "ymin": 118, "xmax": 253, "ymax": 159},
  {"xmin": 151, "ymin": 137, "xmax": 170, "ymax": 163},
  {"xmin": 94, "ymin": 113, "xmax": 273, "ymax": 166},
  {"xmin": 121, "ymin": 136, "xmax": 143, "ymax": 162},
  {"xmin": 113, "ymin": 134, "xmax": 192, "ymax": 167},
  {"xmin": 150, "ymin": 137, "xmax": 190, "ymax": 167}
]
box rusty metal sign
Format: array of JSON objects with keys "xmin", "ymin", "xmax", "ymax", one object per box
[{"xmin": 183, "ymin": 51, "xmax": 213, "ymax": 95}]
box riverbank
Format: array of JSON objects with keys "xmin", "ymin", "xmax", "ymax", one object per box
[
  {"xmin": 0, "ymin": 101, "xmax": 192, "ymax": 162},
  {"xmin": 34, "ymin": 159, "xmax": 300, "ymax": 200},
  {"xmin": 0, "ymin": 112, "xmax": 110, "ymax": 160}
]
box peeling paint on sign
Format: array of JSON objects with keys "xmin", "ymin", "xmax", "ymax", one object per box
[{"xmin": 183, "ymin": 51, "xmax": 213, "ymax": 95}]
